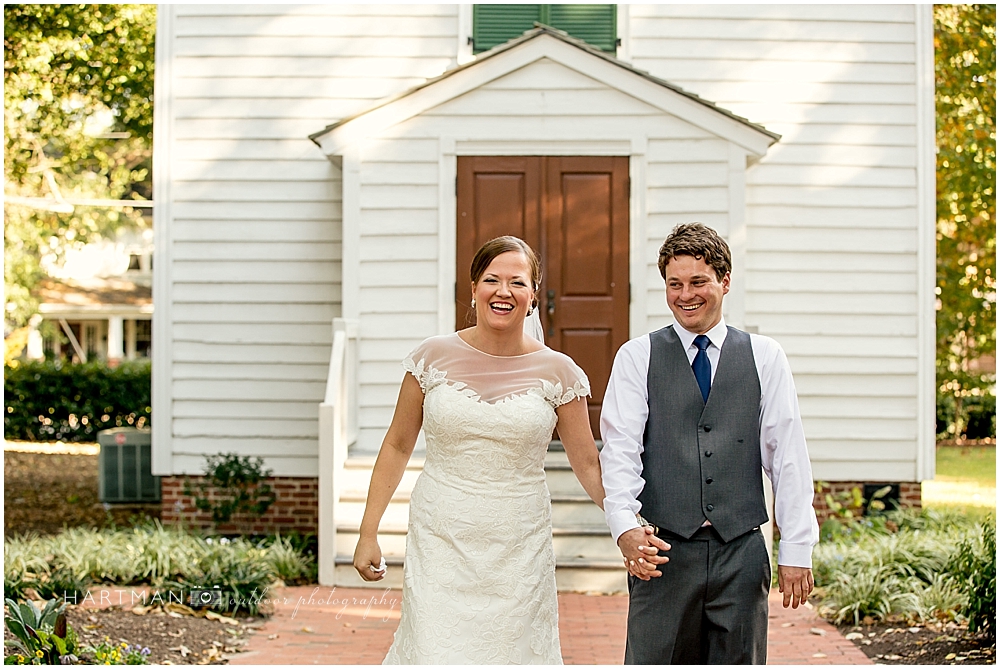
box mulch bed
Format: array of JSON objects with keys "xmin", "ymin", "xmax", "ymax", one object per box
[
  {"xmin": 4, "ymin": 450, "xmax": 159, "ymax": 537},
  {"xmin": 836, "ymin": 620, "xmax": 995, "ymax": 665}
]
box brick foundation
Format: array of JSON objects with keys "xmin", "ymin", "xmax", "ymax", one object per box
[
  {"xmin": 161, "ymin": 475, "xmax": 922, "ymax": 535},
  {"xmin": 161, "ymin": 476, "xmax": 318, "ymax": 535},
  {"xmin": 813, "ymin": 481, "xmax": 921, "ymax": 524}
]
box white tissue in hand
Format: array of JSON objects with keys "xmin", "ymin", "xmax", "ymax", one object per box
[{"xmin": 370, "ymin": 557, "xmax": 387, "ymax": 573}]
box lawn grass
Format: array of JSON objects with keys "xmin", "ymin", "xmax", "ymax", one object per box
[
  {"xmin": 936, "ymin": 445, "xmax": 996, "ymax": 483},
  {"xmin": 923, "ymin": 445, "xmax": 996, "ymax": 518}
]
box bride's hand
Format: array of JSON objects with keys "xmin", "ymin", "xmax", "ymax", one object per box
[
  {"xmin": 354, "ymin": 536, "xmax": 386, "ymax": 582},
  {"xmin": 618, "ymin": 526, "xmax": 670, "ymax": 580}
]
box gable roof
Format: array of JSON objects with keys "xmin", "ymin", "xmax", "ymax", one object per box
[{"xmin": 310, "ymin": 24, "xmax": 780, "ymax": 156}]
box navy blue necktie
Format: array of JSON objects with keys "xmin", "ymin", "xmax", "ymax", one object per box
[{"xmin": 692, "ymin": 334, "xmax": 712, "ymax": 403}]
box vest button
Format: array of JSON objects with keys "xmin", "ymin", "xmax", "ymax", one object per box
[
  {"xmin": 706, "ymin": 477, "xmax": 713, "ymax": 484},
  {"xmin": 705, "ymin": 450, "xmax": 713, "ymax": 457},
  {"xmin": 703, "ymin": 425, "xmax": 712, "ymax": 432},
  {"xmin": 706, "ymin": 504, "xmax": 714, "ymax": 512}
]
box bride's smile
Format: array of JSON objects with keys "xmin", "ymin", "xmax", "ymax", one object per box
[{"xmin": 472, "ymin": 250, "xmax": 535, "ymax": 332}]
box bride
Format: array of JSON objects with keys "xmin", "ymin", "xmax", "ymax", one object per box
[{"xmin": 353, "ymin": 236, "xmax": 606, "ymax": 664}]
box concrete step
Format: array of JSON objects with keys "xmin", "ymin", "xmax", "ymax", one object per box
[
  {"xmin": 336, "ymin": 493, "xmax": 605, "ymax": 530},
  {"xmin": 332, "ymin": 555, "xmax": 627, "ymax": 594},
  {"xmin": 335, "ymin": 526, "xmax": 620, "ymax": 562},
  {"xmin": 340, "ymin": 453, "xmax": 591, "ymax": 499},
  {"xmin": 341, "ymin": 456, "xmax": 423, "ymax": 495}
]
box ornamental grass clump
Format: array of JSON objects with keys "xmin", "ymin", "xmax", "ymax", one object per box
[
  {"xmin": 3, "ymin": 520, "xmax": 314, "ymax": 615},
  {"xmin": 813, "ymin": 508, "xmax": 981, "ymax": 625},
  {"xmin": 262, "ymin": 534, "xmax": 316, "ymax": 584}
]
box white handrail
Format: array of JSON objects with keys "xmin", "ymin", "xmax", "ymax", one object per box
[{"xmin": 318, "ymin": 317, "xmax": 359, "ymax": 586}]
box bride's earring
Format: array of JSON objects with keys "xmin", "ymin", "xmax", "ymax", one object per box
[{"xmin": 471, "ymin": 298, "xmax": 476, "ymax": 310}]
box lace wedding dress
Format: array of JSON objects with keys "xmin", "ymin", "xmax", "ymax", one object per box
[{"xmin": 382, "ymin": 333, "xmax": 590, "ymax": 665}]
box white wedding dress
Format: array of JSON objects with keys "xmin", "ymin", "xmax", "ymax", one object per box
[{"xmin": 383, "ymin": 333, "xmax": 590, "ymax": 665}]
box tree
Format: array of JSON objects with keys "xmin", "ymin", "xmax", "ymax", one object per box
[
  {"xmin": 3, "ymin": 4, "xmax": 156, "ymax": 331},
  {"xmin": 934, "ymin": 5, "xmax": 996, "ymax": 437}
]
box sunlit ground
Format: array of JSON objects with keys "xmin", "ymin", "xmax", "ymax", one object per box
[{"xmin": 923, "ymin": 445, "xmax": 996, "ymax": 519}]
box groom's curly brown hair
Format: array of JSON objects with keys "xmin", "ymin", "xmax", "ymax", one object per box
[{"xmin": 657, "ymin": 223, "xmax": 732, "ymax": 281}]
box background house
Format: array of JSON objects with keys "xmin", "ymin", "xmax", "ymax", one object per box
[
  {"xmin": 25, "ymin": 227, "xmax": 154, "ymax": 365},
  {"xmin": 152, "ymin": 4, "xmax": 936, "ymax": 590}
]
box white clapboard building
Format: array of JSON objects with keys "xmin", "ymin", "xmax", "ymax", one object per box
[{"xmin": 152, "ymin": 4, "xmax": 935, "ymax": 590}]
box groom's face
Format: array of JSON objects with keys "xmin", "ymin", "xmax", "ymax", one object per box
[{"xmin": 664, "ymin": 254, "xmax": 730, "ymax": 334}]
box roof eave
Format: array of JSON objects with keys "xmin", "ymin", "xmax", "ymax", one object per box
[{"xmin": 309, "ymin": 24, "xmax": 780, "ymax": 152}]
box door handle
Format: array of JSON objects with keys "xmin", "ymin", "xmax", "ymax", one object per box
[{"xmin": 547, "ymin": 290, "xmax": 556, "ymax": 337}]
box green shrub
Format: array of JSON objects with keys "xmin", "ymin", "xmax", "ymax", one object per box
[
  {"xmin": 183, "ymin": 454, "xmax": 276, "ymax": 533},
  {"xmin": 947, "ymin": 515, "xmax": 996, "ymax": 639},
  {"xmin": 4, "ymin": 360, "xmax": 151, "ymax": 442}
]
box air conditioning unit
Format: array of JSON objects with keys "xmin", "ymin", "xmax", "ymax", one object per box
[{"xmin": 98, "ymin": 427, "xmax": 160, "ymax": 503}]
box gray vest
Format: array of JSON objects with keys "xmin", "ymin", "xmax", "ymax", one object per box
[{"xmin": 639, "ymin": 325, "xmax": 769, "ymax": 542}]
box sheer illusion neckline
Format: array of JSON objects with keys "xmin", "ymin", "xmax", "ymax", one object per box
[{"xmin": 454, "ymin": 332, "xmax": 546, "ymax": 359}]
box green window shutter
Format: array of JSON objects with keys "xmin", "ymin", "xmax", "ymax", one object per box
[
  {"xmin": 548, "ymin": 4, "xmax": 617, "ymax": 53},
  {"xmin": 473, "ymin": 5, "xmax": 543, "ymax": 54},
  {"xmin": 472, "ymin": 4, "xmax": 617, "ymax": 54}
]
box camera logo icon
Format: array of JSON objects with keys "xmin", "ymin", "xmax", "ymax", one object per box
[{"xmin": 189, "ymin": 586, "xmax": 224, "ymax": 608}]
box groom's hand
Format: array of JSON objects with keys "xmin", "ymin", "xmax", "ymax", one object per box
[
  {"xmin": 618, "ymin": 526, "xmax": 670, "ymax": 580},
  {"xmin": 777, "ymin": 565, "xmax": 814, "ymax": 609}
]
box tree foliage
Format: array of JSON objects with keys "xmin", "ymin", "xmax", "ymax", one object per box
[
  {"xmin": 3, "ymin": 4, "xmax": 156, "ymax": 330},
  {"xmin": 934, "ymin": 5, "xmax": 997, "ymax": 436}
]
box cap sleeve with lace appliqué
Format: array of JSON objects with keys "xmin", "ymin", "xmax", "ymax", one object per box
[
  {"xmin": 528, "ymin": 350, "xmax": 591, "ymax": 409},
  {"xmin": 403, "ymin": 336, "xmax": 457, "ymax": 395}
]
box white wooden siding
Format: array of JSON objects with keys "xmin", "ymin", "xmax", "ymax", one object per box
[
  {"xmin": 161, "ymin": 5, "xmax": 929, "ymax": 483},
  {"xmin": 162, "ymin": 4, "xmax": 458, "ymax": 475},
  {"xmin": 629, "ymin": 4, "xmax": 924, "ymax": 479}
]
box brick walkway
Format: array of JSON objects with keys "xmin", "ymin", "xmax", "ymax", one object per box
[{"xmin": 227, "ymin": 586, "xmax": 871, "ymax": 665}]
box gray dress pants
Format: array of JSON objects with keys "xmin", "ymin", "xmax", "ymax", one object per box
[{"xmin": 624, "ymin": 525, "xmax": 770, "ymax": 665}]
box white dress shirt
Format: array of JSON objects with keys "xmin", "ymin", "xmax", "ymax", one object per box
[{"xmin": 599, "ymin": 318, "xmax": 820, "ymax": 568}]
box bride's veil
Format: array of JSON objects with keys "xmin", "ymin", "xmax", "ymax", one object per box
[{"xmin": 523, "ymin": 309, "xmax": 545, "ymax": 344}]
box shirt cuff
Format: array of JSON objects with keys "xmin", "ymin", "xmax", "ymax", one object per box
[
  {"xmin": 777, "ymin": 541, "xmax": 813, "ymax": 568},
  {"xmin": 606, "ymin": 509, "xmax": 641, "ymax": 542}
]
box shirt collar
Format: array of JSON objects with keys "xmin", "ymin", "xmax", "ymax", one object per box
[{"xmin": 674, "ymin": 317, "xmax": 728, "ymax": 351}]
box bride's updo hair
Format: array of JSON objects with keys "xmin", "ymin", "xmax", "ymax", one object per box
[{"xmin": 470, "ymin": 236, "xmax": 541, "ymax": 291}]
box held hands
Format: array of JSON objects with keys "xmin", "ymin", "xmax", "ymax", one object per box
[
  {"xmin": 618, "ymin": 526, "xmax": 671, "ymax": 580},
  {"xmin": 777, "ymin": 565, "xmax": 814, "ymax": 609},
  {"xmin": 353, "ymin": 536, "xmax": 387, "ymax": 582}
]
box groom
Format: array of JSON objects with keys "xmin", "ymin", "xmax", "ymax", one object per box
[{"xmin": 600, "ymin": 223, "xmax": 819, "ymax": 664}]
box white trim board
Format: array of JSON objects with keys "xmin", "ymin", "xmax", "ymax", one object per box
[
  {"xmin": 151, "ymin": 5, "xmax": 175, "ymax": 476},
  {"xmin": 914, "ymin": 4, "xmax": 936, "ymax": 482}
]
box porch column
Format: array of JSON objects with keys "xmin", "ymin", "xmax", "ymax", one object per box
[
  {"xmin": 107, "ymin": 316, "xmax": 125, "ymax": 365},
  {"xmin": 25, "ymin": 315, "xmax": 44, "ymax": 360}
]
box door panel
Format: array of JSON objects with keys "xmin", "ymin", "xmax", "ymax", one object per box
[
  {"xmin": 456, "ymin": 157, "xmax": 541, "ymax": 328},
  {"xmin": 543, "ymin": 157, "xmax": 630, "ymax": 436},
  {"xmin": 456, "ymin": 156, "xmax": 629, "ymax": 439}
]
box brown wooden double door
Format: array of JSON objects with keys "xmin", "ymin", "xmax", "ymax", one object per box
[{"xmin": 456, "ymin": 156, "xmax": 630, "ymax": 438}]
